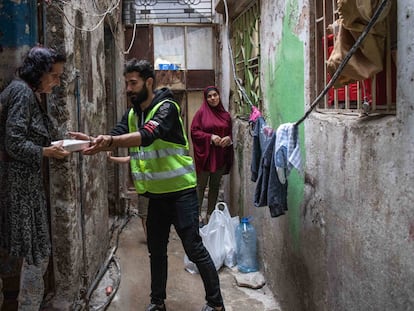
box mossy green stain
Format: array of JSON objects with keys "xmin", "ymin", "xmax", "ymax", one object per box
[{"xmin": 265, "ymin": 0, "xmax": 305, "ymax": 250}]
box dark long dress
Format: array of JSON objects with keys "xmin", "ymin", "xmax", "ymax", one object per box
[{"xmin": 0, "ymin": 79, "xmax": 53, "ymax": 265}]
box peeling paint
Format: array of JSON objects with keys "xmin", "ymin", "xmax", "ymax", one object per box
[{"xmin": 263, "ymin": 0, "xmax": 305, "ymax": 249}]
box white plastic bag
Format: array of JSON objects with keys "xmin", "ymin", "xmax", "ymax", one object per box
[
  {"xmin": 215, "ymin": 202, "xmax": 238, "ymax": 268},
  {"xmin": 184, "ymin": 202, "xmax": 238, "ymax": 273}
]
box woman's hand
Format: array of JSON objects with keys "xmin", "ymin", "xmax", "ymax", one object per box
[
  {"xmin": 211, "ymin": 134, "xmax": 221, "ymax": 146},
  {"xmin": 43, "ymin": 141, "xmax": 71, "ymax": 159},
  {"xmin": 218, "ymin": 136, "xmax": 233, "ymax": 148}
]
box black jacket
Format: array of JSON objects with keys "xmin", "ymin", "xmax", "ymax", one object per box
[
  {"xmin": 110, "ymin": 87, "xmax": 186, "ymax": 147},
  {"xmin": 110, "ymin": 87, "xmax": 193, "ymax": 199}
]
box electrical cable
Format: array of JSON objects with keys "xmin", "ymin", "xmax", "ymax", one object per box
[
  {"xmin": 50, "ymin": 0, "xmax": 134, "ymax": 63},
  {"xmin": 72, "ymin": 205, "xmax": 134, "ymax": 310},
  {"xmin": 49, "ymin": 0, "xmax": 121, "ymax": 32},
  {"xmin": 90, "ymin": 256, "xmax": 122, "ymax": 310},
  {"xmin": 52, "ymin": 0, "xmax": 120, "ymax": 17},
  {"xmin": 124, "ymin": 23, "xmax": 138, "ymax": 55}
]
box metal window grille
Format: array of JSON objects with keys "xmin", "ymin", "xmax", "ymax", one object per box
[
  {"xmin": 231, "ymin": 1, "xmax": 261, "ymax": 116},
  {"xmin": 123, "ymin": 0, "xmax": 213, "ymax": 24},
  {"xmin": 314, "ymin": 0, "xmax": 397, "ymax": 115}
]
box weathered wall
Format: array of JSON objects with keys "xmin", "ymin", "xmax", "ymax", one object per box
[
  {"xmin": 44, "ymin": 1, "xmax": 126, "ymax": 308},
  {"xmin": 303, "ymin": 1, "xmax": 413, "ymax": 309},
  {"xmin": 222, "ymin": 0, "xmax": 414, "ymax": 310},
  {"xmin": 257, "ymin": 1, "xmax": 308, "ymax": 309},
  {"xmin": 0, "ymin": 0, "xmax": 38, "ymax": 90}
]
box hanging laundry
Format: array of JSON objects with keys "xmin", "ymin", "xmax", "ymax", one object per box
[
  {"xmin": 249, "ymin": 105, "xmax": 262, "ymax": 123},
  {"xmin": 251, "ymin": 116, "xmax": 274, "ymax": 182},
  {"xmin": 326, "ymin": 0, "xmax": 392, "ymax": 86},
  {"xmin": 253, "ymin": 132, "xmax": 288, "ymax": 218},
  {"xmin": 274, "ymin": 123, "xmax": 302, "ymax": 184}
]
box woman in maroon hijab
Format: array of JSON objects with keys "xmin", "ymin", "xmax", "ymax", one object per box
[{"xmin": 191, "ymin": 86, "xmax": 234, "ymax": 224}]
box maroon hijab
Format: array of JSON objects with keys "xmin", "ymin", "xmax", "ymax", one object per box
[{"xmin": 191, "ymin": 86, "xmax": 233, "ymax": 174}]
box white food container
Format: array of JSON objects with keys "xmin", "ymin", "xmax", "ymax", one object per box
[{"xmin": 51, "ymin": 139, "xmax": 90, "ymax": 152}]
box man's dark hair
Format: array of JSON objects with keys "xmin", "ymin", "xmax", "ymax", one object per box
[
  {"xmin": 124, "ymin": 59, "xmax": 155, "ymax": 81},
  {"xmin": 18, "ymin": 46, "xmax": 66, "ymax": 91}
]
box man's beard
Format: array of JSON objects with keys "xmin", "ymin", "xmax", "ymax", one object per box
[{"xmin": 129, "ymin": 86, "xmax": 149, "ymax": 111}]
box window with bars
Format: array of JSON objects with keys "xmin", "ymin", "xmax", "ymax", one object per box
[
  {"xmin": 314, "ymin": 0, "xmax": 397, "ymax": 115},
  {"xmin": 231, "ymin": 1, "xmax": 261, "ymax": 117},
  {"xmin": 123, "ymin": 0, "xmax": 213, "ymax": 24}
]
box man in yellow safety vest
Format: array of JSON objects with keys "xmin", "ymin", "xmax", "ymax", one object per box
[{"xmin": 71, "ymin": 59, "xmax": 225, "ymax": 311}]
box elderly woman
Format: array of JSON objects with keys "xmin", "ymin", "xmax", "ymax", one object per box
[{"xmin": 0, "ymin": 46, "xmax": 70, "ymax": 310}]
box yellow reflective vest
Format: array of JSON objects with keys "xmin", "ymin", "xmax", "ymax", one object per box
[{"xmin": 128, "ymin": 100, "xmax": 196, "ymax": 194}]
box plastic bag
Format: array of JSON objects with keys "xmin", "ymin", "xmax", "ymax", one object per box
[
  {"xmin": 184, "ymin": 202, "xmax": 239, "ymax": 273},
  {"xmin": 215, "ymin": 202, "xmax": 239, "ymax": 268}
]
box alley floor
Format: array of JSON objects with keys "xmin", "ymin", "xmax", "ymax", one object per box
[{"xmin": 98, "ymin": 214, "xmax": 281, "ymax": 311}]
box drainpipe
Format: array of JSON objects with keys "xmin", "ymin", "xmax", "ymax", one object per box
[{"xmin": 75, "ymin": 71, "xmax": 89, "ymax": 304}]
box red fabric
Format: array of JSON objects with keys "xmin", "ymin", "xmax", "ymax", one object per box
[
  {"xmin": 323, "ymin": 34, "xmax": 372, "ymax": 106},
  {"xmin": 190, "ymin": 86, "xmax": 233, "ymax": 174},
  {"xmin": 323, "ymin": 34, "xmax": 396, "ymax": 107}
]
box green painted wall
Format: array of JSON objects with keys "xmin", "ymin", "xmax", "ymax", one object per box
[{"xmin": 264, "ymin": 0, "xmax": 305, "ymax": 249}]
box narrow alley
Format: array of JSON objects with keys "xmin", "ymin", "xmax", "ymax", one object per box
[
  {"xmin": 2, "ymin": 201, "xmax": 281, "ymax": 311},
  {"xmin": 1, "ymin": 1, "xmax": 413, "ymax": 311},
  {"xmin": 97, "ymin": 212, "xmax": 281, "ymax": 311}
]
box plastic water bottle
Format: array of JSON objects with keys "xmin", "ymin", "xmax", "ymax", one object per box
[{"xmin": 236, "ymin": 217, "xmax": 258, "ymax": 273}]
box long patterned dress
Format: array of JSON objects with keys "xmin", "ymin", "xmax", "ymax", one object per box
[{"xmin": 0, "ymin": 79, "xmax": 54, "ymax": 265}]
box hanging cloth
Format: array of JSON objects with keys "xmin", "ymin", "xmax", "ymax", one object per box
[
  {"xmin": 249, "ymin": 105, "xmax": 262, "ymax": 123},
  {"xmin": 254, "ymin": 133, "xmax": 288, "ymax": 218},
  {"xmin": 251, "ymin": 116, "xmax": 274, "ymax": 182},
  {"xmin": 326, "ymin": 0, "xmax": 392, "ymax": 87},
  {"xmin": 274, "ymin": 123, "xmax": 302, "ymax": 184}
]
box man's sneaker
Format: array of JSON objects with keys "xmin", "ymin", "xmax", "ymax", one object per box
[
  {"xmin": 201, "ymin": 304, "xmax": 225, "ymax": 311},
  {"xmin": 145, "ymin": 303, "xmax": 166, "ymax": 311}
]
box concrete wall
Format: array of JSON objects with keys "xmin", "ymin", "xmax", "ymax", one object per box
[
  {"xmin": 221, "ymin": 0, "xmax": 414, "ymax": 310},
  {"xmin": 44, "ymin": 1, "xmax": 126, "ymax": 308}
]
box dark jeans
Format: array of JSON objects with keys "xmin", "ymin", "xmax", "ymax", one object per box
[
  {"xmin": 197, "ymin": 167, "xmax": 225, "ymax": 216},
  {"xmin": 146, "ymin": 189, "xmax": 224, "ymax": 308}
]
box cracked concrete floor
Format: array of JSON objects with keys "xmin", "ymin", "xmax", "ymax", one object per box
[{"xmin": 105, "ymin": 215, "xmax": 281, "ymax": 311}]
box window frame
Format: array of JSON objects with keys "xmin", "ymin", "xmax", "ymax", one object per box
[
  {"xmin": 313, "ymin": 0, "xmax": 397, "ymax": 116},
  {"xmin": 153, "ymin": 24, "xmax": 215, "ymax": 71},
  {"xmin": 230, "ymin": 0, "xmax": 261, "ymax": 117}
]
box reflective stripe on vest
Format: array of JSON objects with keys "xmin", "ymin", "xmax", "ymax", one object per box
[
  {"xmin": 128, "ymin": 99, "xmax": 196, "ymax": 194},
  {"xmin": 129, "ymin": 147, "xmax": 189, "ymax": 160},
  {"xmin": 131, "ymin": 164, "xmax": 195, "ymax": 181}
]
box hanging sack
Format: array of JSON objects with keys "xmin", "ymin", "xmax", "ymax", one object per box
[{"xmin": 326, "ymin": 0, "xmax": 391, "ymax": 87}]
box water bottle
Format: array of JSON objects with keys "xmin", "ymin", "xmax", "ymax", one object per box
[{"xmin": 236, "ymin": 217, "xmax": 258, "ymax": 273}]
